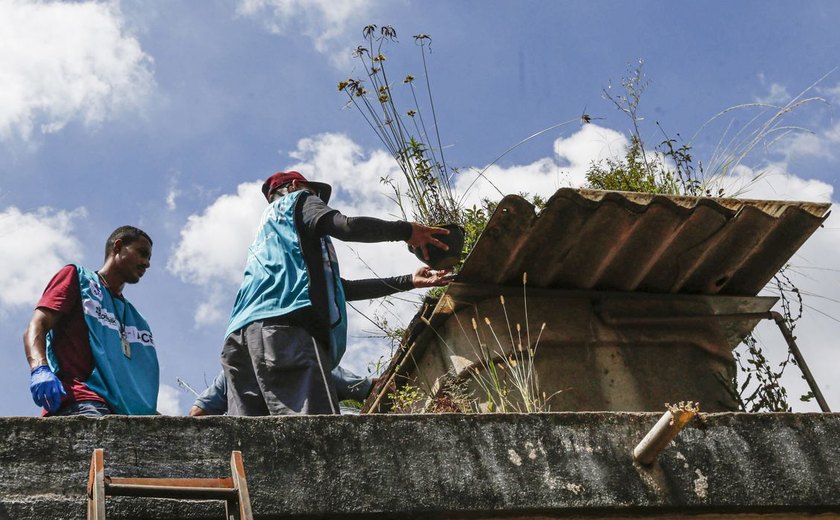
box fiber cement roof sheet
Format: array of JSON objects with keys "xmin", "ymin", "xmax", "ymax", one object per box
[{"xmin": 457, "ymin": 188, "xmax": 831, "ymax": 296}]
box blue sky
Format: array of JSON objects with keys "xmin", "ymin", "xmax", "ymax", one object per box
[{"xmin": 2, "ymin": 0, "xmax": 839, "ymax": 416}]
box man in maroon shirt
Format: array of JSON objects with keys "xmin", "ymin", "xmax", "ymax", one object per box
[{"xmin": 23, "ymin": 226, "xmax": 154, "ymax": 416}]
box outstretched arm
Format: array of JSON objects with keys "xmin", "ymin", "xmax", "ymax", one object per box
[
  {"xmin": 342, "ymin": 267, "xmax": 453, "ymax": 301},
  {"xmin": 305, "ymin": 195, "xmax": 450, "ymax": 257},
  {"xmin": 315, "ymin": 212, "xmax": 413, "ymax": 242}
]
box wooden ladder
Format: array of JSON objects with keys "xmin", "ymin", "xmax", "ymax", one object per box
[{"xmin": 86, "ymin": 448, "xmax": 253, "ymax": 520}]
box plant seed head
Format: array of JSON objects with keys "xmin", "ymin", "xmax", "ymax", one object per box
[
  {"xmin": 523, "ymin": 272, "xmax": 528, "ymax": 285},
  {"xmin": 484, "ymin": 317, "xmax": 491, "ymax": 325},
  {"xmin": 471, "ymin": 318, "xmax": 478, "ymax": 330},
  {"xmin": 381, "ymin": 25, "xmax": 397, "ymax": 40},
  {"xmin": 500, "ymin": 295, "xmax": 505, "ymax": 305}
]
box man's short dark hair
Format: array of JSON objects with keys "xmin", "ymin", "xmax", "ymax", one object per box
[{"xmin": 104, "ymin": 226, "xmax": 153, "ymax": 261}]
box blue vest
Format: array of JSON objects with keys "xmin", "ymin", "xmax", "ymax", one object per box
[
  {"xmin": 226, "ymin": 191, "xmax": 349, "ymax": 367},
  {"xmin": 46, "ymin": 266, "xmax": 159, "ymax": 414}
]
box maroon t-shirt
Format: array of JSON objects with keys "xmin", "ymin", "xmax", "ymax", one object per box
[{"xmin": 36, "ymin": 265, "xmax": 107, "ymax": 409}]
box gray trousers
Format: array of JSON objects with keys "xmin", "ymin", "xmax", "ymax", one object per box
[{"xmin": 221, "ymin": 315, "xmax": 339, "ymax": 416}]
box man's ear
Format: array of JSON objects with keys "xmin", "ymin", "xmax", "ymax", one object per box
[{"xmin": 111, "ymin": 238, "xmax": 124, "ymax": 257}]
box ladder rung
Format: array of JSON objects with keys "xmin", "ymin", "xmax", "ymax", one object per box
[
  {"xmin": 104, "ymin": 482, "xmax": 239, "ymax": 500},
  {"xmin": 88, "ymin": 449, "xmax": 253, "ymax": 519},
  {"xmin": 107, "ymin": 477, "xmax": 234, "ymax": 489}
]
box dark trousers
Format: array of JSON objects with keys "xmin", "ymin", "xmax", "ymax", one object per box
[
  {"xmin": 221, "ymin": 315, "xmax": 339, "ymax": 416},
  {"xmin": 55, "ymin": 400, "xmax": 112, "ymax": 417}
]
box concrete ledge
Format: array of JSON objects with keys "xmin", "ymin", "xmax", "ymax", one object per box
[{"xmin": 1, "ymin": 413, "xmax": 839, "ymax": 519}]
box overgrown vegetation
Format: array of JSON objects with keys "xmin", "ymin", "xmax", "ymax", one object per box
[
  {"xmin": 729, "ymin": 266, "xmax": 812, "ymax": 412},
  {"xmin": 339, "ymin": 25, "xmax": 462, "ymax": 227},
  {"xmin": 465, "ymin": 288, "xmax": 554, "ymax": 413},
  {"xmin": 586, "ymin": 60, "xmax": 713, "ymax": 196},
  {"xmin": 386, "ymin": 273, "xmax": 559, "ymax": 414}
]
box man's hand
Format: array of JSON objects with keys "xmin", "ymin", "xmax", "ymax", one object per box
[
  {"xmin": 30, "ymin": 365, "xmax": 65, "ymax": 413},
  {"xmin": 188, "ymin": 405, "xmax": 209, "ymax": 417},
  {"xmin": 412, "ymin": 266, "xmax": 454, "ymax": 288},
  {"xmin": 406, "ymin": 223, "xmax": 450, "ymax": 261}
]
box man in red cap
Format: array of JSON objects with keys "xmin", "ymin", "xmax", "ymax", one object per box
[{"xmin": 222, "ymin": 171, "xmax": 451, "ymax": 415}]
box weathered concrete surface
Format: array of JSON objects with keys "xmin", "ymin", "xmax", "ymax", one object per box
[
  {"xmin": 1, "ymin": 413, "xmax": 839, "ymax": 519},
  {"xmin": 378, "ymin": 289, "xmax": 785, "ymax": 414}
]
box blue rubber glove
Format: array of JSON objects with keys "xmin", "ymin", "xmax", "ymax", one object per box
[{"xmin": 30, "ymin": 365, "xmax": 66, "ymax": 414}]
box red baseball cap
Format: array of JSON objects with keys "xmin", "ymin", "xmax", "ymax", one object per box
[{"xmin": 261, "ymin": 171, "xmax": 332, "ymax": 203}]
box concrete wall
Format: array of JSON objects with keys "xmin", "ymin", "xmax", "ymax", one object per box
[
  {"xmin": 1, "ymin": 413, "xmax": 839, "ymax": 519},
  {"xmin": 391, "ymin": 290, "xmax": 775, "ymax": 413}
]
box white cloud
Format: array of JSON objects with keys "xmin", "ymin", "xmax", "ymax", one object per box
[
  {"xmin": 456, "ymin": 158, "xmax": 566, "ymax": 208},
  {"xmin": 167, "ymin": 181, "xmax": 265, "ymax": 325},
  {"xmin": 194, "ymin": 286, "xmax": 229, "ymax": 327},
  {"xmin": 168, "ymin": 181, "xmax": 266, "ymax": 286},
  {"xmin": 456, "ymin": 123, "xmax": 627, "ymax": 207},
  {"xmin": 0, "ymin": 206, "xmax": 86, "ymax": 312},
  {"xmin": 0, "ymin": 0, "xmax": 154, "ymax": 141},
  {"xmin": 770, "ymin": 121, "xmax": 840, "ymax": 164},
  {"xmin": 553, "ymin": 124, "xmax": 629, "ymax": 170},
  {"xmin": 755, "ymin": 82, "xmax": 791, "ymax": 105},
  {"xmin": 723, "ymin": 163, "xmax": 834, "ymax": 202},
  {"xmin": 287, "ymin": 132, "xmax": 403, "ymax": 216},
  {"xmin": 817, "ymin": 82, "xmax": 840, "ymax": 103},
  {"xmin": 157, "ymin": 383, "xmax": 182, "ymax": 415},
  {"xmin": 235, "ymin": 0, "xmax": 373, "ymax": 67}
]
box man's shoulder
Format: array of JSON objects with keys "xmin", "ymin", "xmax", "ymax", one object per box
[
  {"xmin": 298, "ymin": 192, "xmax": 338, "ymax": 232},
  {"xmin": 37, "ymin": 265, "xmax": 82, "ymax": 311},
  {"xmin": 57, "ymin": 264, "xmax": 80, "ymax": 275},
  {"xmin": 47, "ymin": 264, "xmax": 82, "ymax": 289}
]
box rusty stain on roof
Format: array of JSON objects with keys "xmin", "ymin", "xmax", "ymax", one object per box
[{"xmin": 458, "ymin": 188, "xmax": 831, "ymax": 296}]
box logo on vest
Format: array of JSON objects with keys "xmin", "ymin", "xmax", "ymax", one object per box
[
  {"xmin": 125, "ymin": 326, "xmax": 155, "ymax": 347},
  {"xmin": 83, "ymin": 299, "xmax": 119, "ymax": 331},
  {"xmin": 90, "ymin": 280, "xmax": 103, "ymax": 301}
]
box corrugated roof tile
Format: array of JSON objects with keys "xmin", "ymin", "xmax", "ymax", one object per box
[{"xmin": 459, "ymin": 188, "xmax": 830, "ymax": 296}]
